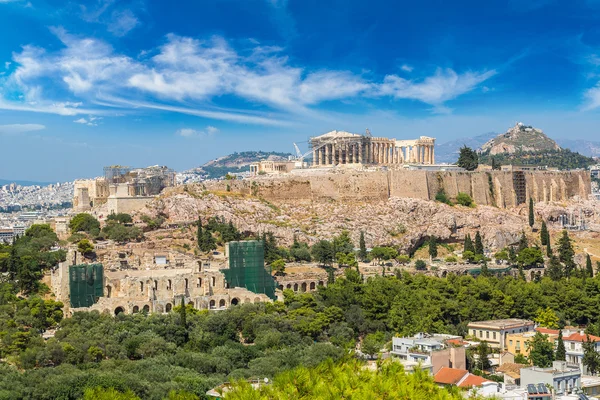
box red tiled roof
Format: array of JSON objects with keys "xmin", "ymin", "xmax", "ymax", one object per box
[
  {"xmin": 535, "ymin": 327, "xmax": 560, "ymax": 335},
  {"xmin": 564, "ymin": 332, "xmax": 600, "ymax": 342},
  {"xmin": 434, "ymin": 367, "xmax": 469, "ymax": 385},
  {"xmin": 446, "ymin": 338, "xmax": 466, "ymax": 346},
  {"xmin": 458, "ymin": 374, "xmax": 492, "ymax": 388}
]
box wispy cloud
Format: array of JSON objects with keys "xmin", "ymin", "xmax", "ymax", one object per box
[
  {"xmin": 400, "ymin": 64, "xmax": 413, "ymax": 72},
  {"xmin": 73, "ymin": 116, "xmax": 101, "ymax": 126},
  {"xmin": 108, "ymin": 9, "xmax": 139, "ymax": 37},
  {"xmin": 0, "ymin": 123, "xmax": 45, "ymax": 135},
  {"xmin": 176, "ymin": 126, "xmax": 219, "ymax": 138},
  {"xmin": 79, "ymin": 0, "xmax": 139, "ymax": 37}
]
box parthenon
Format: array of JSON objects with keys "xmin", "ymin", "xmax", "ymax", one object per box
[{"xmin": 310, "ymin": 130, "xmax": 436, "ymax": 167}]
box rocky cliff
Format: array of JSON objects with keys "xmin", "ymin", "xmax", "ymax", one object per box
[{"xmin": 480, "ymin": 123, "xmax": 561, "ymax": 155}]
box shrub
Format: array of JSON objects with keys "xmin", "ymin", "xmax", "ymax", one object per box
[
  {"xmin": 435, "ymin": 189, "xmax": 452, "ymax": 205},
  {"xmin": 69, "ymin": 213, "xmax": 100, "ymax": 233},
  {"xmin": 396, "ymin": 255, "xmax": 410, "ymax": 264},
  {"xmin": 456, "ymin": 192, "xmax": 474, "ymax": 207},
  {"xmin": 445, "ymin": 255, "xmax": 458, "ymax": 263},
  {"xmin": 414, "ymin": 259, "xmax": 427, "ymax": 270}
]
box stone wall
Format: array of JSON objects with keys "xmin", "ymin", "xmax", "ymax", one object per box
[{"xmin": 205, "ymin": 170, "xmax": 591, "ymax": 208}]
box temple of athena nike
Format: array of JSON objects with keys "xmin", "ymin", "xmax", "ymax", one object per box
[{"xmin": 310, "ymin": 130, "xmax": 436, "ymax": 166}]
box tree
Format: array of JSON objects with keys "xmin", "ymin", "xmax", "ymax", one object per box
[
  {"xmin": 540, "ymin": 221, "xmax": 549, "ymax": 246},
  {"xmin": 535, "ymin": 307, "xmax": 559, "ymax": 329},
  {"xmin": 106, "ymin": 213, "xmax": 133, "ymax": 224},
  {"xmin": 517, "ymin": 247, "xmax": 544, "ymax": 268},
  {"xmin": 312, "ymin": 240, "xmax": 335, "ymax": 266},
  {"xmin": 476, "ymin": 342, "xmax": 491, "ymax": 370},
  {"xmin": 597, "ymin": 261, "xmax": 600, "ymax": 275},
  {"xmin": 518, "ymin": 231, "xmax": 529, "ymax": 252},
  {"xmin": 361, "ymin": 332, "xmax": 384, "ymax": 359},
  {"xmin": 528, "ymin": 198, "xmax": 535, "ymax": 228},
  {"xmin": 557, "ymin": 230, "xmax": 575, "ymax": 277},
  {"xmin": 457, "ymin": 145, "xmax": 479, "ymax": 171},
  {"xmin": 586, "ymin": 254, "xmax": 594, "ymax": 278},
  {"xmin": 546, "ymin": 256, "xmax": 563, "ymax": 280},
  {"xmin": 464, "ymin": 234, "xmax": 475, "ymax": 254},
  {"xmin": 474, "ymin": 231, "xmax": 484, "ymax": 256},
  {"xmin": 546, "ymin": 241, "xmax": 553, "ymax": 257},
  {"xmin": 528, "ymin": 332, "xmax": 554, "ymax": 368},
  {"xmin": 514, "ymin": 353, "xmax": 528, "ymax": 364},
  {"xmin": 456, "ymin": 192, "xmax": 474, "ymax": 207},
  {"xmin": 77, "ymin": 239, "xmax": 94, "ymax": 256},
  {"xmin": 414, "ymin": 259, "xmax": 427, "ymax": 271},
  {"xmin": 69, "ymin": 213, "xmax": 100, "ymax": 233},
  {"xmin": 428, "ymin": 236, "xmax": 438, "ymax": 259},
  {"xmin": 196, "ymin": 217, "xmax": 203, "ymax": 249},
  {"xmin": 480, "ymin": 260, "xmax": 490, "ymax": 277},
  {"xmin": 583, "ymin": 335, "xmax": 600, "ymax": 375},
  {"xmin": 333, "ymin": 230, "xmax": 354, "ymax": 255},
  {"xmin": 556, "ymin": 330, "xmax": 566, "ymax": 361},
  {"xmin": 271, "ymin": 258, "xmax": 286, "ymax": 275},
  {"xmin": 359, "ymin": 231, "xmax": 367, "ymax": 261},
  {"xmin": 491, "ymin": 156, "xmax": 500, "ymax": 170}
]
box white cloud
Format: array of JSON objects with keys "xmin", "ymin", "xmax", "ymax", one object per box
[
  {"xmin": 108, "ymin": 9, "xmax": 139, "ymax": 37},
  {"xmin": 4, "ymin": 62, "xmax": 10, "ymax": 69},
  {"xmin": 400, "ymin": 64, "xmax": 413, "ymax": 72},
  {"xmin": 177, "ymin": 126, "xmax": 220, "ymax": 137},
  {"xmin": 0, "ymin": 123, "xmax": 45, "ymax": 135},
  {"xmin": 378, "ymin": 68, "xmax": 497, "ymax": 105},
  {"xmin": 73, "ymin": 118, "xmax": 88, "ymax": 124},
  {"xmin": 583, "ymin": 83, "xmax": 600, "ymax": 111}
]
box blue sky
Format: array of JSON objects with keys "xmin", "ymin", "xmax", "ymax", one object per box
[{"xmin": 1, "ymin": 0, "xmax": 600, "ymax": 181}]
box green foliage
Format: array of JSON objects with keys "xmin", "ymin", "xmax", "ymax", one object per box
[
  {"xmin": 518, "ymin": 232, "xmax": 529, "ymax": 252},
  {"xmin": 479, "ymin": 148, "xmax": 595, "ymax": 170},
  {"xmin": 557, "ymin": 230, "xmax": 575, "ymax": 277},
  {"xmin": 271, "ymin": 258, "xmax": 286, "ymax": 275},
  {"xmin": 444, "ymin": 256, "xmax": 457, "ymax": 263},
  {"xmin": 494, "ymin": 250, "xmax": 509, "ymax": 262},
  {"xmin": 311, "ymin": 240, "xmax": 335, "ymax": 266},
  {"xmin": 106, "ymin": 213, "xmax": 133, "ymax": 224},
  {"xmin": 290, "ymin": 237, "xmax": 312, "ymax": 262},
  {"xmin": 435, "ymin": 189, "xmax": 452, "ymax": 205},
  {"xmin": 464, "ymin": 234, "xmax": 474, "ymax": 254},
  {"xmin": 428, "ymin": 236, "xmax": 438, "ymax": 259},
  {"xmin": 586, "ymin": 254, "xmax": 594, "ymax": 278},
  {"xmin": 140, "ymin": 214, "xmax": 165, "ymax": 231},
  {"xmin": 540, "ymin": 221, "xmax": 549, "ymax": 246},
  {"xmin": 474, "ymin": 232, "xmax": 484, "ymax": 256},
  {"xmin": 556, "ymin": 330, "xmax": 566, "ymax": 361},
  {"xmin": 102, "ymin": 222, "xmax": 142, "ymax": 243},
  {"xmin": 361, "ymin": 331, "xmax": 385, "ymax": 358},
  {"xmin": 546, "ymin": 256, "xmax": 563, "ymax": 280},
  {"xmin": 414, "ymin": 260, "xmax": 427, "ymax": 271},
  {"xmin": 527, "ymin": 332, "xmax": 554, "ymax": 367},
  {"xmin": 456, "ymin": 192, "xmax": 474, "ymax": 207},
  {"xmin": 584, "ymin": 335, "xmax": 600, "ymax": 374},
  {"xmin": 77, "ymin": 239, "xmax": 94, "ymax": 256},
  {"xmin": 535, "ymin": 307, "xmax": 559, "ymax": 329},
  {"xmin": 69, "ymin": 213, "xmax": 100, "ymax": 234},
  {"xmin": 358, "ymin": 231, "xmax": 367, "ymax": 261},
  {"xmin": 82, "ymin": 387, "xmax": 140, "ymax": 400},
  {"xmin": 517, "ymin": 247, "xmax": 544, "ymax": 268},
  {"xmin": 529, "ymin": 198, "xmax": 535, "ymax": 228},
  {"xmin": 476, "ymin": 342, "xmax": 491, "ymax": 370},
  {"xmin": 396, "ymin": 255, "xmax": 411, "ymax": 264},
  {"xmin": 457, "ymin": 145, "xmax": 479, "ymax": 171},
  {"xmin": 332, "ymin": 230, "xmax": 354, "ymax": 256},
  {"xmin": 514, "ymin": 353, "xmax": 528, "ymax": 364},
  {"xmin": 370, "ymin": 247, "xmax": 398, "ymax": 264}
]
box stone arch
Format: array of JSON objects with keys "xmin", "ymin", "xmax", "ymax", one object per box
[
  {"xmin": 293, "ymin": 283, "xmax": 299, "ymax": 292},
  {"xmin": 318, "ymin": 281, "xmax": 324, "ymax": 286},
  {"xmin": 219, "ymin": 299, "xmax": 226, "ymax": 308},
  {"xmin": 442, "ymin": 271, "xmax": 447, "ymax": 278},
  {"xmin": 279, "ymin": 285, "xmax": 284, "ymax": 290},
  {"xmin": 132, "ymin": 305, "xmax": 139, "ymax": 313},
  {"xmin": 244, "ymin": 298, "xmax": 251, "ymax": 303},
  {"xmin": 114, "ymin": 306, "xmax": 125, "ymax": 315},
  {"xmin": 197, "ymin": 277, "xmax": 202, "ymax": 287},
  {"xmin": 231, "ymin": 298, "xmax": 239, "ymax": 306},
  {"xmin": 301, "ymin": 282, "xmax": 307, "ymax": 292},
  {"xmin": 286, "ymin": 284, "xmax": 292, "ymax": 289},
  {"xmin": 167, "ymin": 279, "xmax": 172, "ymax": 290},
  {"xmin": 254, "ymin": 297, "xmax": 261, "ymax": 303},
  {"xmin": 184, "ymin": 278, "xmax": 189, "ymax": 289},
  {"xmin": 143, "ymin": 305, "xmax": 150, "ymax": 313},
  {"xmin": 310, "ymin": 282, "xmax": 316, "ymax": 291},
  {"xmin": 165, "ymin": 303, "xmax": 172, "ymax": 312},
  {"xmin": 140, "ymin": 281, "xmax": 144, "ymax": 292},
  {"xmin": 209, "ymin": 300, "xmax": 216, "ymax": 309}
]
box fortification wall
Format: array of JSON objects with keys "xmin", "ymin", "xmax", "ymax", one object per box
[{"xmin": 204, "ymin": 170, "xmax": 591, "ymax": 208}]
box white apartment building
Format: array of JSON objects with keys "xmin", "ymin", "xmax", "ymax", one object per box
[
  {"xmin": 563, "ymin": 332, "xmax": 600, "ymax": 374},
  {"xmin": 467, "ymin": 319, "xmax": 535, "ymax": 350}
]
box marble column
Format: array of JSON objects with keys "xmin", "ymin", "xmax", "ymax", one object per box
[
  {"xmin": 431, "ymin": 146, "xmax": 435, "ymax": 164},
  {"xmin": 325, "ymin": 144, "xmax": 330, "ymax": 165}
]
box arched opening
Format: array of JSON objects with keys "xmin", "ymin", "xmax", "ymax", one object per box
[
  {"xmin": 301, "ymin": 282, "xmax": 307, "ymax": 292},
  {"xmin": 279, "ymin": 285, "xmax": 284, "ymax": 290},
  {"xmin": 140, "ymin": 281, "xmax": 144, "ymax": 292},
  {"xmin": 184, "ymin": 278, "xmax": 189, "ymax": 289},
  {"xmin": 211, "ymin": 277, "xmax": 216, "ymax": 287},
  {"xmin": 197, "ymin": 277, "xmax": 202, "ymax": 287},
  {"xmin": 286, "ymin": 284, "xmax": 292, "ymax": 289},
  {"xmin": 132, "ymin": 305, "xmax": 139, "ymax": 313},
  {"xmin": 167, "ymin": 279, "xmax": 172, "ymax": 290},
  {"xmin": 114, "ymin": 306, "xmax": 124, "ymax": 315},
  {"xmin": 254, "ymin": 297, "xmax": 261, "ymax": 304},
  {"xmin": 293, "ymin": 283, "xmax": 298, "ymax": 292},
  {"xmin": 244, "ymin": 298, "xmax": 251, "ymax": 303},
  {"xmin": 231, "ymin": 298, "xmax": 239, "ymax": 306},
  {"xmin": 165, "ymin": 303, "xmax": 172, "ymax": 312},
  {"xmin": 442, "ymin": 271, "xmax": 447, "ymax": 278},
  {"xmin": 142, "ymin": 305, "xmax": 150, "ymax": 313},
  {"xmin": 209, "ymin": 300, "xmax": 216, "ymax": 309},
  {"xmin": 530, "ymin": 271, "xmax": 535, "ymax": 281},
  {"xmin": 106, "ymin": 285, "xmax": 112, "ymax": 298},
  {"xmin": 310, "ymin": 282, "xmax": 316, "ymax": 291},
  {"xmin": 219, "ymin": 299, "xmax": 226, "ymax": 308},
  {"xmin": 154, "ymin": 280, "xmax": 158, "ymax": 290},
  {"xmin": 318, "ymin": 281, "xmax": 324, "ymax": 286}
]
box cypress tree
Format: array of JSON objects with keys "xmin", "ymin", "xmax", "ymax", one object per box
[
  {"xmin": 556, "ymin": 330, "xmax": 566, "ymax": 361},
  {"xmin": 359, "ymin": 231, "xmax": 367, "ymax": 261},
  {"xmin": 529, "ymin": 198, "xmax": 535, "ymax": 228},
  {"xmin": 518, "ymin": 231, "xmax": 528, "ymax": 252},
  {"xmin": 480, "ymin": 260, "xmax": 490, "ymax": 277},
  {"xmin": 557, "ymin": 230, "xmax": 575, "ymax": 277},
  {"xmin": 546, "ymin": 241, "xmax": 553, "ymax": 257},
  {"xmin": 428, "ymin": 236, "xmax": 438, "ymax": 259},
  {"xmin": 180, "ymin": 297, "xmax": 188, "ymax": 343},
  {"xmin": 474, "ymin": 232, "xmax": 484, "ymax": 256},
  {"xmin": 586, "ymin": 254, "xmax": 594, "ymax": 278},
  {"xmin": 508, "ymin": 246, "xmax": 517, "ymax": 264},
  {"xmin": 547, "ymin": 255, "xmax": 563, "ymax": 280},
  {"xmin": 464, "ymin": 234, "xmax": 474, "ymax": 254},
  {"xmin": 540, "ymin": 221, "xmax": 549, "ymax": 246}
]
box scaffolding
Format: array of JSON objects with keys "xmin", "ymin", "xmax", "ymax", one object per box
[
  {"xmin": 69, "ymin": 264, "xmax": 104, "ymax": 308},
  {"xmin": 222, "ymin": 241, "xmax": 277, "ymax": 300},
  {"xmin": 512, "ymin": 171, "xmax": 527, "ymax": 205},
  {"xmin": 104, "ymin": 165, "xmax": 132, "ymax": 183}
]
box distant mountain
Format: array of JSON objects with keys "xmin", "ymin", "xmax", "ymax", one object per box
[
  {"xmin": 556, "ymin": 139, "xmax": 600, "ymax": 158},
  {"xmin": 180, "ymin": 151, "xmax": 294, "ymax": 180},
  {"xmin": 435, "ymin": 132, "xmax": 496, "ymax": 164},
  {"xmin": 480, "ymin": 123, "xmax": 560, "ymax": 155},
  {"xmin": 0, "ymin": 179, "xmax": 53, "ymax": 187}
]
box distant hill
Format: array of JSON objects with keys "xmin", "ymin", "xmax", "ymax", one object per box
[
  {"xmin": 183, "ymin": 151, "xmax": 293, "ymax": 179},
  {"xmin": 480, "ymin": 123, "xmax": 561, "ymax": 155},
  {"xmin": 0, "ymin": 179, "xmax": 53, "ymax": 187},
  {"xmin": 435, "ymin": 132, "xmax": 496, "ymax": 164},
  {"xmin": 555, "ymin": 139, "xmax": 600, "ymax": 158}
]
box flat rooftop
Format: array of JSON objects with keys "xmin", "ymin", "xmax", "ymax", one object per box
[{"xmin": 468, "ymin": 319, "xmax": 534, "ymax": 329}]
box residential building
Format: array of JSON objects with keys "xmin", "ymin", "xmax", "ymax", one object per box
[
  {"xmin": 434, "ymin": 366, "xmax": 498, "ymax": 395},
  {"xmin": 468, "ymin": 319, "xmax": 535, "ymax": 350},
  {"xmin": 391, "ymin": 333, "xmax": 466, "ymax": 373},
  {"xmin": 563, "ymin": 332, "xmax": 600, "ymax": 374},
  {"xmin": 581, "ymin": 375, "xmax": 600, "ymax": 398},
  {"xmin": 520, "ymin": 361, "xmax": 581, "ymax": 396},
  {"xmin": 506, "ymin": 328, "xmax": 559, "ymax": 357}
]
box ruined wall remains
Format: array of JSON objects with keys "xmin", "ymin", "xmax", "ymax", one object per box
[{"xmin": 205, "ymin": 170, "xmax": 591, "ymax": 208}]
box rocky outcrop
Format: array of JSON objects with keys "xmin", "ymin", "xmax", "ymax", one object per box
[{"xmin": 480, "ymin": 123, "xmax": 561, "ymax": 155}]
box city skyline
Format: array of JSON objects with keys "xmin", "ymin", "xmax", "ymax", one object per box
[{"xmin": 1, "ymin": 0, "xmax": 600, "ymax": 181}]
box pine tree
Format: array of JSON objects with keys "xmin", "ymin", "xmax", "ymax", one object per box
[
  {"xmin": 7, "ymin": 242, "xmax": 19, "ymax": 281},
  {"xmin": 457, "ymin": 145, "xmax": 479, "ymax": 171},
  {"xmin": 359, "ymin": 231, "xmax": 367, "ymax": 261},
  {"xmin": 586, "ymin": 254, "xmax": 594, "ymax": 278},
  {"xmin": 547, "ymin": 255, "xmax": 563, "ymax": 280},
  {"xmin": 464, "ymin": 234, "xmax": 475, "ymax": 254},
  {"xmin": 508, "ymin": 246, "xmax": 517, "ymax": 264},
  {"xmin": 327, "ymin": 268, "xmax": 335, "ymax": 284},
  {"xmin": 556, "ymin": 330, "xmax": 566, "ymax": 361},
  {"xmin": 480, "ymin": 260, "xmax": 490, "ymax": 277},
  {"xmin": 528, "ymin": 198, "xmax": 535, "ymax": 228},
  {"xmin": 518, "ymin": 231, "xmax": 528, "ymax": 252},
  {"xmin": 540, "ymin": 221, "xmax": 549, "ymax": 246},
  {"xmin": 474, "ymin": 231, "xmax": 484, "ymax": 256},
  {"xmin": 428, "ymin": 236, "xmax": 438, "ymax": 259},
  {"xmin": 557, "ymin": 230, "xmax": 575, "ymax": 277}
]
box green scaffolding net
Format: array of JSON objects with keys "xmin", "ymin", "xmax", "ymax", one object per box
[
  {"xmin": 222, "ymin": 241, "xmax": 277, "ymax": 300},
  {"xmin": 69, "ymin": 264, "xmax": 104, "ymax": 308}
]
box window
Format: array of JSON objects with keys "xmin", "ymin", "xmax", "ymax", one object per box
[
  {"xmin": 479, "ymin": 330, "xmax": 483, "ymax": 338},
  {"xmin": 571, "ymin": 343, "xmax": 575, "ymax": 350},
  {"xmin": 167, "ymin": 279, "xmax": 172, "ymax": 290},
  {"xmin": 486, "ymin": 331, "xmax": 489, "ymax": 339},
  {"xmin": 197, "ymin": 277, "xmax": 202, "ymax": 287},
  {"xmin": 140, "ymin": 282, "xmax": 144, "ymax": 292},
  {"xmin": 509, "ymin": 340, "xmax": 513, "ymax": 346},
  {"xmin": 493, "ymin": 332, "xmax": 497, "ymax": 340}
]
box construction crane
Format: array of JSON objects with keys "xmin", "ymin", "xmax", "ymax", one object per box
[{"xmin": 365, "ymin": 128, "xmax": 372, "ymax": 137}]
